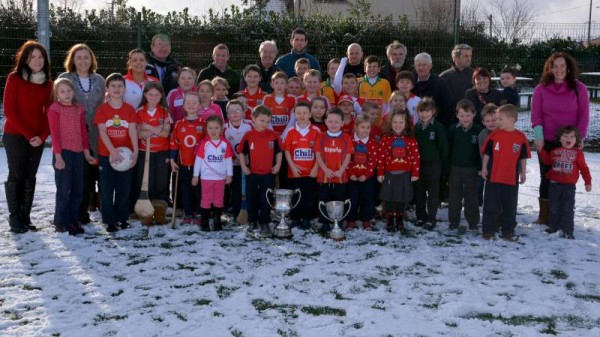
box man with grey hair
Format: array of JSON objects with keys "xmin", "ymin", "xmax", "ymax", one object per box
[
  {"xmin": 412, "ymin": 52, "xmax": 454, "ymax": 127},
  {"xmin": 240, "ymin": 40, "xmax": 280, "ymax": 93},
  {"xmin": 440, "ymin": 44, "xmax": 474, "ymax": 112},
  {"xmin": 380, "ymin": 41, "xmax": 412, "ymax": 91}
]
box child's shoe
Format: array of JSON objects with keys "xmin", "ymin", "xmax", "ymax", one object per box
[
  {"xmin": 152, "ymin": 200, "xmax": 169, "ymax": 225},
  {"xmin": 449, "ymin": 222, "xmax": 459, "ymax": 230},
  {"xmin": 300, "ymin": 219, "xmax": 312, "ymax": 230},
  {"xmin": 193, "ymin": 216, "xmax": 202, "ymax": 226},
  {"xmin": 118, "ymin": 221, "xmax": 130, "ymax": 230},
  {"xmin": 544, "ymin": 227, "xmax": 559, "ymax": 234},
  {"xmin": 213, "ymin": 207, "xmax": 223, "ymax": 231},
  {"xmin": 386, "ymin": 213, "xmax": 397, "ymax": 232},
  {"xmin": 362, "ymin": 220, "xmax": 372, "ymax": 231},
  {"xmin": 500, "ymin": 233, "xmax": 519, "ymax": 242},
  {"xmin": 346, "ymin": 221, "xmax": 357, "ymax": 231},
  {"xmin": 424, "ymin": 222, "xmax": 436, "ymax": 231},
  {"xmin": 107, "ymin": 223, "xmax": 119, "ymax": 233},
  {"xmin": 140, "ymin": 215, "xmax": 154, "ymax": 226},
  {"xmin": 396, "ymin": 216, "xmax": 405, "ymax": 231},
  {"xmin": 182, "ymin": 217, "xmax": 193, "ymax": 225},
  {"xmin": 562, "ymin": 232, "xmax": 575, "ymax": 240},
  {"xmin": 482, "ymin": 232, "xmax": 495, "ymax": 240}
]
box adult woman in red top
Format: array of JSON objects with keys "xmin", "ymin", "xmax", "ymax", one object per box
[
  {"xmin": 531, "ymin": 52, "xmax": 589, "ymax": 225},
  {"xmin": 58, "ymin": 44, "xmax": 105, "ymax": 224},
  {"xmin": 2, "ymin": 40, "xmax": 53, "ymax": 233},
  {"xmin": 123, "ymin": 49, "xmax": 159, "ymax": 109}
]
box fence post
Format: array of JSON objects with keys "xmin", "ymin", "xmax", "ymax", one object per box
[
  {"xmin": 137, "ymin": 12, "xmax": 142, "ymax": 49},
  {"xmin": 37, "ymin": 0, "xmax": 51, "ymax": 56},
  {"xmin": 453, "ymin": 0, "xmax": 461, "ymax": 45}
]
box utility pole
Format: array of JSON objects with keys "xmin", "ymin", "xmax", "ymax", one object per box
[
  {"xmin": 588, "ymin": 0, "xmax": 593, "ymax": 46},
  {"xmin": 488, "ymin": 14, "xmax": 493, "ymax": 39},
  {"xmin": 37, "ymin": 0, "xmax": 51, "ymax": 56}
]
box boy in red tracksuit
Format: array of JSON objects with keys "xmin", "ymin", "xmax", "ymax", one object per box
[
  {"xmin": 538, "ymin": 125, "xmax": 592, "ymax": 239},
  {"xmin": 170, "ymin": 92, "xmax": 206, "ymax": 225},
  {"xmin": 239, "ymin": 105, "xmax": 282, "ymax": 234},
  {"xmin": 315, "ymin": 108, "xmax": 354, "ymax": 233},
  {"xmin": 347, "ymin": 116, "xmax": 378, "ymax": 231},
  {"xmin": 481, "ymin": 104, "xmax": 530, "ymax": 241},
  {"xmin": 283, "ymin": 101, "xmax": 321, "ymax": 230}
]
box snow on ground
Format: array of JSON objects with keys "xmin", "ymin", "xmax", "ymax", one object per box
[{"xmin": 0, "ymin": 148, "xmax": 599, "ymax": 337}]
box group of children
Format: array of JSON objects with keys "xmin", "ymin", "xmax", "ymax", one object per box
[{"xmin": 48, "ymin": 54, "xmax": 592, "ymax": 240}]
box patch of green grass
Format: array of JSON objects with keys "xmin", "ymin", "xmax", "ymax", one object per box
[
  {"xmin": 93, "ymin": 313, "xmax": 128, "ymax": 323},
  {"xmin": 371, "ymin": 300, "xmax": 386, "ymax": 311},
  {"xmin": 172, "ymin": 283, "xmax": 193, "ymax": 289},
  {"xmin": 160, "ymin": 241, "xmax": 183, "ymax": 249},
  {"xmin": 176, "ymin": 263, "xmax": 197, "ymax": 272},
  {"xmin": 363, "ymin": 277, "xmax": 390, "ymax": 289},
  {"xmin": 96, "ymin": 261, "xmax": 110, "ymax": 267},
  {"xmin": 230, "ymin": 329, "xmax": 244, "ymax": 337},
  {"xmin": 550, "ymin": 269, "xmax": 568, "ymax": 280},
  {"xmin": 152, "ymin": 315, "xmax": 164, "ymax": 322},
  {"xmin": 213, "ymin": 311, "xmax": 224, "ymax": 317},
  {"xmin": 464, "ymin": 313, "xmax": 556, "ymax": 331},
  {"xmin": 126, "ymin": 257, "xmax": 149, "ymax": 266},
  {"xmin": 331, "ymin": 289, "xmax": 349, "ymax": 300},
  {"xmin": 198, "ymin": 278, "xmax": 217, "ymax": 286},
  {"xmin": 193, "ymin": 298, "xmax": 212, "ymax": 306},
  {"xmin": 3, "ymin": 310, "xmax": 23, "ymax": 320},
  {"xmin": 352, "ymin": 322, "xmax": 363, "ymax": 329},
  {"xmin": 300, "ymin": 305, "xmax": 346, "ymax": 316},
  {"xmin": 35, "ymin": 269, "xmax": 56, "ymax": 276},
  {"xmin": 365, "ymin": 251, "xmax": 378, "ymax": 259},
  {"xmin": 110, "ymin": 289, "xmax": 124, "ymax": 297},
  {"xmin": 22, "ymin": 284, "xmax": 42, "ymax": 291},
  {"xmin": 217, "ymin": 285, "xmax": 240, "ymax": 299},
  {"xmin": 112, "ymin": 275, "xmax": 126, "ymax": 282},
  {"xmin": 284, "ymin": 268, "xmax": 300, "ymax": 277},
  {"xmin": 276, "ymin": 328, "xmax": 298, "ymax": 337},
  {"xmin": 445, "ymin": 322, "xmax": 458, "ymax": 328},
  {"xmin": 251, "ymin": 298, "xmax": 345, "ymax": 317},
  {"xmin": 565, "ymin": 282, "xmax": 576, "ymax": 290},
  {"xmin": 573, "ymin": 294, "xmax": 600, "ymax": 302},
  {"xmin": 170, "ymin": 310, "xmax": 187, "ymax": 321}
]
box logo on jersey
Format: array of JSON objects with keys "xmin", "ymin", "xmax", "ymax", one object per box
[
  {"xmin": 271, "ymin": 114, "xmax": 289, "ymax": 126},
  {"xmin": 196, "ymin": 126, "xmax": 203, "ymax": 133},
  {"xmin": 294, "ymin": 148, "xmax": 314, "ymax": 161},
  {"xmin": 324, "ymin": 146, "xmax": 342, "ymax": 154},
  {"xmin": 268, "ymin": 141, "xmax": 274, "ymax": 149},
  {"xmin": 207, "ymin": 154, "xmax": 224, "ymax": 162},
  {"xmin": 512, "ymin": 144, "xmax": 520, "ymax": 153}
]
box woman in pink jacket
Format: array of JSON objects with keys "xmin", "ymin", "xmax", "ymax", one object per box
[{"xmin": 531, "ymin": 51, "xmax": 589, "ymax": 225}]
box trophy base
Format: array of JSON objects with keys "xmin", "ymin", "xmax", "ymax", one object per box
[
  {"xmin": 272, "ymin": 226, "xmax": 293, "ymax": 239},
  {"xmin": 329, "ymin": 225, "xmax": 346, "ymax": 241}
]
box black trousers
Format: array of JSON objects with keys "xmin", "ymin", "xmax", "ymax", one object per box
[
  {"xmin": 348, "ymin": 177, "xmax": 376, "ymax": 221},
  {"xmin": 538, "ymin": 141, "xmax": 559, "ymax": 199},
  {"xmin": 482, "ymin": 182, "xmax": 518, "ymax": 236},
  {"xmin": 3, "ymin": 133, "xmax": 43, "ymax": 225},
  {"xmin": 246, "ymin": 173, "xmax": 275, "ymax": 224},
  {"xmin": 178, "ymin": 165, "xmax": 201, "ymax": 217},
  {"xmin": 224, "ymin": 165, "xmax": 242, "ymax": 217},
  {"xmin": 415, "ymin": 161, "xmax": 441, "ymax": 224},
  {"xmin": 448, "ymin": 166, "xmax": 480, "ymax": 226},
  {"xmin": 548, "ymin": 182, "xmax": 576, "ymax": 234},
  {"xmin": 79, "ymin": 152, "xmax": 99, "ymax": 221},
  {"xmin": 287, "ymin": 176, "xmax": 316, "ymax": 221}
]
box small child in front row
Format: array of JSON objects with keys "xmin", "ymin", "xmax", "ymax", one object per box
[
  {"xmin": 170, "ymin": 92, "xmax": 206, "ymax": 225},
  {"xmin": 414, "ymin": 98, "xmax": 448, "ymax": 230},
  {"xmin": 315, "ymin": 108, "xmax": 354, "ymax": 233},
  {"xmin": 538, "ymin": 126, "xmax": 592, "ymax": 239},
  {"xmin": 283, "ymin": 101, "xmax": 321, "ymax": 229},
  {"xmin": 223, "ymin": 100, "xmax": 253, "ymax": 221},
  {"xmin": 481, "ymin": 104, "xmax": 530, "ymax": 241},
  {"xmin": 239, "ymin": 106, "xmax": 283, "ymax": 234},
  {"xmin": 377, "ymin": 110, "xmax": 420, "ymax": 232},
  {"xmin": 192, "ymin": 116, "xmax": 234, "ymax": 231},
  {"xmin": 95, "ymin": 73, "xmax": 139, "ymax": 232},
  {"xmin": 49, "ymin": 78, "xmax": 96, "ymax": 235},
  {"xmin": 347, "ymin": 116, "xmax": 379, "ymax": 231},
  {"xmin": 447, "ymin": 99, "xmax": 483, "ymax": 230}
]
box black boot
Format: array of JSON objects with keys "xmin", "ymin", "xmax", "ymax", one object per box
[
  {"xmin": 20, "ymin": 178, "xmax": 38, "ymax": 231},
  {"xmin": 199, "ymin": 208, "xmax": 210, "ymax": 232},
  {"xmin": 386, "ymin": 213, "xmax": 396, "ymax": 233},
  {"xmin": 5, "ymin": 182, "xmax": 27, "ymax": 233},
  {"xmin": 213, "ymin": 207, "xmax": 223, "ymax": 231}
]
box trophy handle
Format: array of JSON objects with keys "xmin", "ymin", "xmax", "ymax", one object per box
[
  {"xmin": 291, "ymin": 189, "xmax": 302, "ymax": 209},
  {"xmin": 265, "ymin": 188, "xmax": 274, "ymax": 209},
  {"xmin": 318, "ymin": 201, "xmax": 334, "ymax": 222},
  {"xmin": 341, "ymin": 199, "xmax": 352, "ymax": 221}
]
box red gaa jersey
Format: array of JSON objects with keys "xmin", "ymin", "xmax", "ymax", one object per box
[
  {"xmin": 283, "ymin": 123, "xmax": 321, "ymax": 178},
  {"xmin": 315, "ymin": 132, "xmax": 354, "ymax": 183},
  {"xmin": 239, "ymin": 128, "xmax": 282, "ymax": 174},
  {"xmin": 137, "ymin": 105, "xmax": 172, "ymax": 152},
  {"xmin": 94, "ymin": 102, "xmax": 137, "ymax": 157},
  {"xmin": 170, "ymin": 117, "xmax": 206, "ymax": 166},
  {"xmin": 263, "ymin": 94, "xmax": 296, "ymax": 133},
  {"xmin": 482, "ymin": 129, "xmax": 531, "ymax": 185}
]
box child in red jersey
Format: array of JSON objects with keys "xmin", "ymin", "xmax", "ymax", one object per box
[
  {"xmin": 347, "ymin": 116, "xmax": 379, "ymax": 231},
  {"xmin": 134, "ymin": 81, "xmax": 172, "ymax": 226},
  {"xmin": 263, "ymin": 71, "xmax": 295, "ymax": 134},
  {"xmin": 170, "ymin": 92, "xmax": 206, "ymax": 225},
  {"xmin": 320, "ymin": 58, "xmax": 340, "ymax": 107},
  {"xmin": 287, "ymin": 76, "xmax": 304, "ymax": 99},
  {"xmin": 337, "ymin": 95, "xmax": 356, "ymax": 134},
  {"xmin": 192, "ymin": 116, "xmax": 234, "ymax": 231},
  {"xmin": 197, "ymin": 80, "xmax": 225, "ymax": 122},
  {"xmin": 49, "ymin": 78, "xmax": 96, "ymax": 235},
  {"xmin": 223, "ymin": 99, "xmax": 253, "ymax": 221},
  {"xmin": 283, "ymin": 101, "xmax": 321, "ymax": 229},
  {"xmin": 309, "ymin": 97, "xmax": 328, "ymax": 132},
  {"xmin": 239, "ymin": 105, "xmax": 283, "ymax": 234},
  {"xmin": 95, "ymin": 73, "xmax": 139, "ymax": 232},
  {"xmin": 362, "ymin": 101, "xmax": 383, "ymax": 141},
  {"xmin": 481, "ymin": 104, "xmax": 530, "ymax": 241},
  {"xmin": 315, "ymin": 108, "xmax": 354, "ymax": 233},
  {"xmin": 238, "ymin": 65, "xmax": 267, "ymax": 119},
  {"xmin": 539, "ymin": 126, "xmax": 592, "ymax": 239},
  {"xmin": 377, "ymin": 110, "xmax": 420, "ymax": 232}
]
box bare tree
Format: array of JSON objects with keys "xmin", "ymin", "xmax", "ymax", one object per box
[
  {"xmin": 415, "ymin": 0, "xmax": 454, "ymax": 31},
  {"xmin": 487, "ymin": 0, "xmax": 536, "ymax": 43},
  {"xmin": 51, "ymin": 0, "xmax": 83, "ymax": 12},
  {"xmin": 461, "ymin": 0, "xmax": 484, "ymax": 27}
]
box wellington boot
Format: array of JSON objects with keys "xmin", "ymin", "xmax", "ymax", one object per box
[
  {"xmin": 213, "ymin": 207, "xmax": 223, "ymax": 231},
  {"xmin": 533, "ymin": 198, "xmax": 549, "ymax": 225},
  {"xmin": 140, "ymin": 215, "xmax": 154, "ymax": 226},
  {"xmin": 152, "ymin": 200, "xmax": 169, "ymax": 225}
]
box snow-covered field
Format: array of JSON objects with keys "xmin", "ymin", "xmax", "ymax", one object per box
[{"xmin": 0, "ymin": 148, "xmax": 599, "ymax": 337}]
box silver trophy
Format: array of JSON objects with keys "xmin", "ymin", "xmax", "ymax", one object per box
[
  {"xmin": 266, "ymin": 188, "xmax": 301, "ymax": 239},
  {"xmin": 319, "ymin": 200, "xmax": 351, "ymax": 241}
]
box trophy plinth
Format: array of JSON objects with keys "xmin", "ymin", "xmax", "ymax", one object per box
[
  {"xmin": 267, "ymin": 188, "xmax": 301, "ymax": 239},
  {"xmin": 319, "ymin": 200, "xmax": 351, "ymax": 241}
]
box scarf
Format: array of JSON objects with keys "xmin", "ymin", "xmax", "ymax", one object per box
[{"xmin": 23, "ymin": 70, "xmax": 46, "ymax": 84}]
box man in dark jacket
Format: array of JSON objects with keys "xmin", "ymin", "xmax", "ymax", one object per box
[
  {"xmin": 197, "ymin": 44, "xmax": 241, "ymax": 96},
  {"xmin": 440, "ymin": 44, "xmax": 474, "ymax": 112},
  {"xmin": 146, "ymin": 33, "xmax": 182, "ymax": 95},
  {"xmin": 412, "ymin": 52, "xmax": 454, "ymax": 128},
  {"xmin": 380, "ymin": 41, "xmax": 412, "ymax": 91},
  {"xmin": 240, "ymin": 40, "xmax": 280, "ymax": 93}
]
